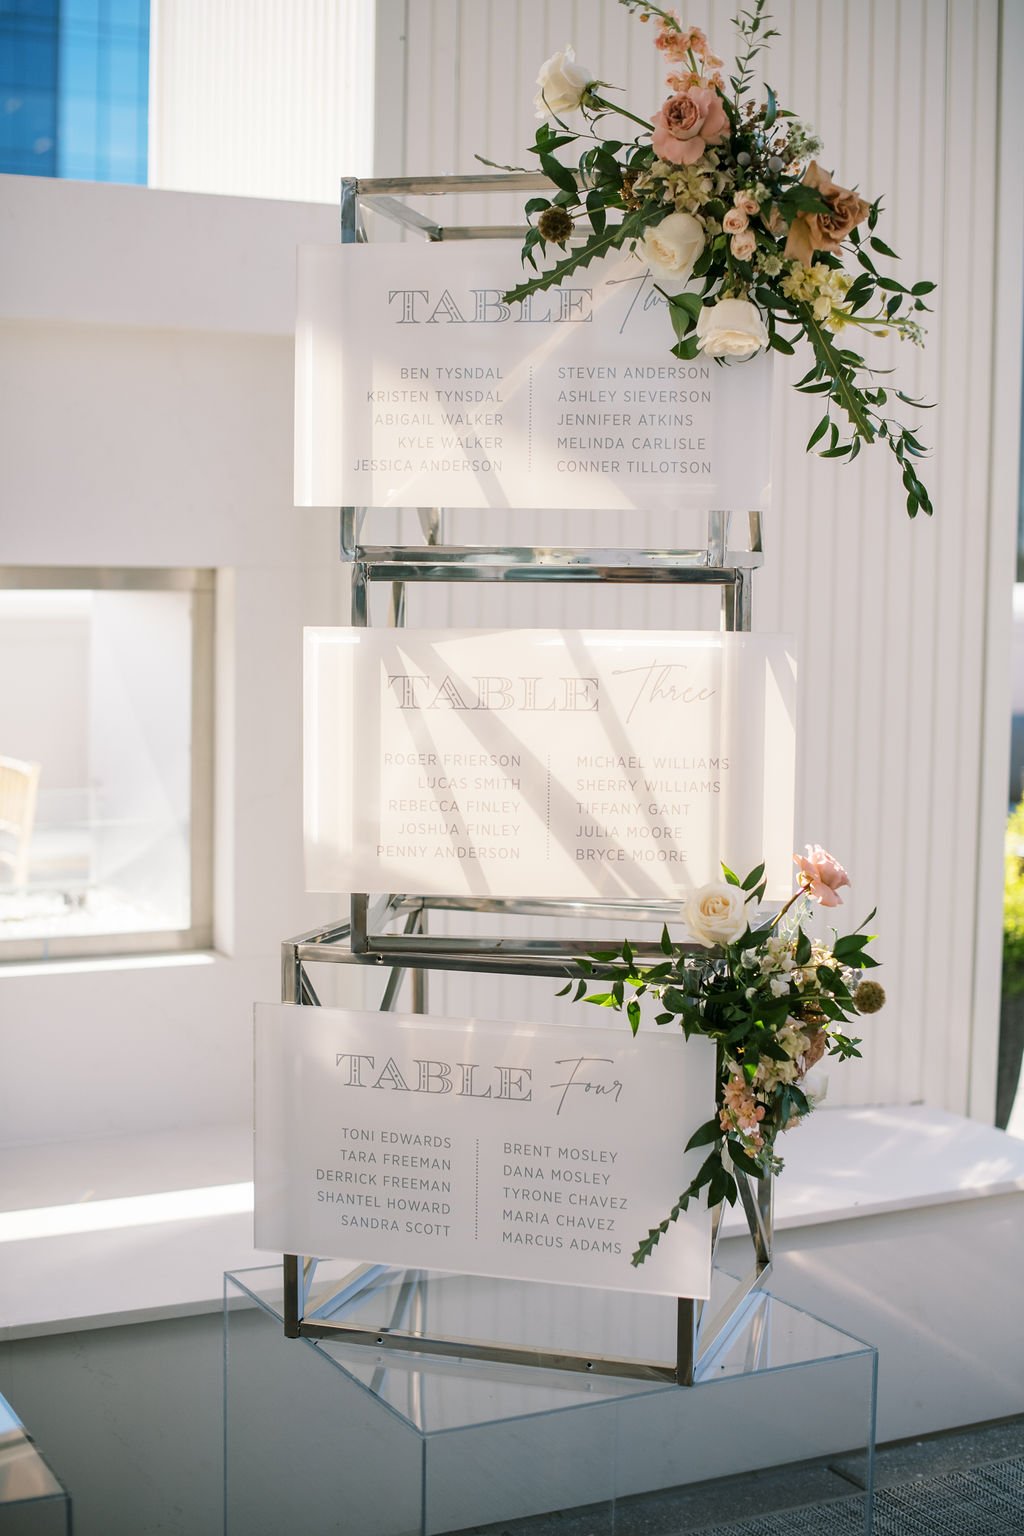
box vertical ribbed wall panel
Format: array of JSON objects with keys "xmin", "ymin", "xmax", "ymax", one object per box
[
  {"xmin": 148, "ymin": 0, "xmax": 376, "ymax": 201},
  {"xmin": 367, "ymin": 0, "xmax": 1022, "ymax": 1119}
]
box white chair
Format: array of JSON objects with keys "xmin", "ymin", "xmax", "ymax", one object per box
[{"xmin": 0, "ymin": 756, "xmax": 41, "ymax": 888}]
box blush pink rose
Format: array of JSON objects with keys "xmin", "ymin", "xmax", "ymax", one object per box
[
  {"xmin": 794, "ymin": 845, "xmax": 851, "ymax": 906},
  {"xmin": 651, "ymin": 86, "xmax": 729, "ymax": 167},
  {"xmin": 730, "ymin": 228, "xmax": 756, "ymax": 261}
]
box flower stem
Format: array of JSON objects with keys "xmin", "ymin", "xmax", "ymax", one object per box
[
  {"xmin": 587, "ymin": 92, "xmax": 654, "ymax": 135},
  {"xmin": 769, "ymin": 886, "xmax": 808, "ymax": 929}
]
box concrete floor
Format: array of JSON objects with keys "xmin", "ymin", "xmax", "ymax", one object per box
[{"xmin": 457, "ymin": 1414, "xmax": 1024, "ymax": 1535}]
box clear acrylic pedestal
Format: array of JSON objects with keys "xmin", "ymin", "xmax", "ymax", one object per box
[
  {"xmin": 224, "ymin": 1265, "xmax": 876, "ymax": 1536},
  {"xmin": 0, "ymin": 1391, "xmax": 71, "ymax": 1536}
]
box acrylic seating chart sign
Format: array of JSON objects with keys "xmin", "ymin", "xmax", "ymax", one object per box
[
  {"xmin": 254, "ymin": 1003, "xmax": 716, "ymax": 1298},
  {"xmin": 293, "ymin": 241, "xmax": 772, "ymax": 512},
  {"xmin": 304, "ymin": 627, "xmax": 796, "ymax": 901}
]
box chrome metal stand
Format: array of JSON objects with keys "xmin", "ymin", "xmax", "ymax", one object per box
[{"xmin": 281, "ymin": 174, "xmax": 775, "ymax": 1385}]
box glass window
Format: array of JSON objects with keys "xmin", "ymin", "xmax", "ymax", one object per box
[
  {"xmin": 0, "ymin": 0, "xmax": 148, "ymax": 183},
  {"xmin": 0, "ymin": 568, "xmax": 214, "ymax": 962}
]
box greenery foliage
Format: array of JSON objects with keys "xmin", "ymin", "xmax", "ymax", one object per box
[
  {"xmin": 500, "ymin": 0, "xmax": 935, "ymax": 516},
  {"xmin": 558, "ymin": 861, "xmax": 882, "ymax": 1266}
]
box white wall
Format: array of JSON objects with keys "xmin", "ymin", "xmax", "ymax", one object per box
[
  {"xmin": 365, "ymin": 0, "xmax": 1024, "ymax": 1124},
  {"xmin": 148, "ymin": 0, "xmax": 376, "ymax": 201},
  {"xmin": 0, "ymin": 174, "xmax": 359, "ymax": 1145}
]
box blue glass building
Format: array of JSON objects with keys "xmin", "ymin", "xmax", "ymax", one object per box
[{"xmin": 0, "ymin": 0, "xmax": 150, "ymax": 184}]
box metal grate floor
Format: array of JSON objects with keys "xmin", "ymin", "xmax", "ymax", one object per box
[{"xmin": 694, "ymin": 1455, "xmax": 1024, "ymax": 1536}]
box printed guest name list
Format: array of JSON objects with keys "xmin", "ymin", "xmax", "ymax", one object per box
[
  {"xmin": 303, "ymin": 628, "xmax": 797, "ymax": 902},
  {"xmin": 294, "ymin": 240, "xmax": 772, "ymax": 512},
  {"xmin": 254, "ymin": 1005, "xmax": 717, "ymax": 1298}
]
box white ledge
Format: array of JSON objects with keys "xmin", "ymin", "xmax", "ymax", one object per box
[
  {"xmin": 2, "ymin": 1107, "xmax": 1023, "ymax": 1340},
  {"xmin": 721, "ymin": 1103, "xmax": 1024, "ymax": 1237}
]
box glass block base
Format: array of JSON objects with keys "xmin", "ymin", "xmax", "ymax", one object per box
[
  {"xmin": 0, "ymin": 1391, "xmax": 71, "ymax": 1536},
  {"xmin": 225, "ymin": 1265, "xmax": 876, "ymax": 1536}
]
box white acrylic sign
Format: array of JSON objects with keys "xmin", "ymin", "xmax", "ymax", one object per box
[
  {"xmin": 304, "ymin": 628, "xmax": 797, "ymax": 901},
  {"xmin": 294, "ymin": 241, "xmax": 772, "ymax": 511},
  {"xmin": 254, "ymin": 1003, "xmax": 716, "ymax": 1298}
]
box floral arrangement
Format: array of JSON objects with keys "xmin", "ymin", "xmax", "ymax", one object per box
[
  {"xmin": 501, "ymin": 1, "xmax": 934, "ymax": 517},
  {"xmin": 559, "ymin": 845, "xmax": 884, "ymax": 1266}
]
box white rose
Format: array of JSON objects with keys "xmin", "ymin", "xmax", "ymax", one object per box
[
  {"xmin": 534, "ymin": 45, "xmax": 593, "ymax": 118},
  {"xmin": 638, "ymin": 211, "xmax": 705, "ymax": 284},
  {"xmin": 696, "ymin": 297, "xmax": 770, "ymax": 359},
  {"xmin": 803, "ymin": 1070, "xmax": 830, "ymax": 1108},
  {"xmin": 684, "ymin": 881, "xmax": 748, "ymax": 948}
]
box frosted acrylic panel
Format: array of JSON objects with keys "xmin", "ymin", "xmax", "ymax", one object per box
[
  {"xmin": 254, "ymin": 1003, "xmax": 716, "ymax": 1298},
  {"xmin": 304, "ymin": 627, "xmax": 797, "ymax": 900},
  {"xmin": 294, "ymin": 241, "xmax": 773, "ymax": 511}
]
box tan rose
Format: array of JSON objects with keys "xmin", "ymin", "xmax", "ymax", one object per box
[
  {"xmin": 722, "ymin": 207, "xmax": 749, "ymax": 234},
  {"xmin": 784, "ymin": 161, "xmax": 870, "ymax": 265},
  {"xmin": 735, "ymin": 192, "xmax": 760, "ymax": 218}
]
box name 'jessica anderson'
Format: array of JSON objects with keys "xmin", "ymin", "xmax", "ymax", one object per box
[{"xmin": 352, "ymin": 457, "xmax": 503, "ymax": 473}]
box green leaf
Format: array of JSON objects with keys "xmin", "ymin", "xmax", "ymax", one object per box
[
  {"xmin": 586, "ymin": 188, "xmax": 606, "ymax": 236},
  {"xmin": 538, "ymin": 152, "xmax": 578, "ymax": 199},
  {"xmin": 727, "ymin": 1142, "xmax": 763, "ymax": 1178},
  {"xmin": 911, "ymin": 281, "xmax": 936, "ymax": 295},
  {"xmin": 503, "ymin": 209, "xmax": 649, "ymax": 305},
  {"xmin": 685, "ymin": 1117, "xmax": 722, "ymax": 1151},
  {"xmin": 573, "ymin": 978, "xmax": 589, "ymax": 1002},
  {"xmin": 795, "ymin": 928, "xmax": 812, "ymax": 964},
  {"xmin": 660, "ymin": 924, "xmax": 674, "ymax": 956},
  {"xmin": 555, "ymin": 981, "xmax": 572, "ymax": 997},
  {"xmin": 742, "ymin": 862, "xmax": 766, "ymax": 891},
  {"xmin": 671, "ymin": 334, "xmax": 701, "ymax": 361},
  {"xmin": 721, "ymin": 863, "xmax": 740, "ymax": 886},
  {"xmin": 806, "ymin": 416, "xmax": 830, "ymax": 451},
  {"xmin": 869, "ymin": 235, "xmax": 899, "ymax": 259},
  {"xmin": 801, "ymin": 308, "xmax": 876, "ymax": 443},
  {"xmin": 764, "ymin": 83, "xmax": 777, "ymax": 129},
  {"xmin": 668, "ymin": 290, "xmax": 704, "ymax": 323},
  {"xmin": 627, "ymin": 999, "xmax": 641, "ymax": 1036},
  {"xmin": 662, "ymin": 986, "xmax": 688, "ymax": 1013}
]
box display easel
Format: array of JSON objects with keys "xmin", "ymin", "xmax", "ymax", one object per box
[{"xmin": 281, "ymin": 173, "xmax": 773, "ymax": 1386}]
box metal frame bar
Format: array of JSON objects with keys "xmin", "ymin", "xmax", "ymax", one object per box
[{"xmin": 280, "ymin": 171, "xmax": 775, "ymax": 1386}]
